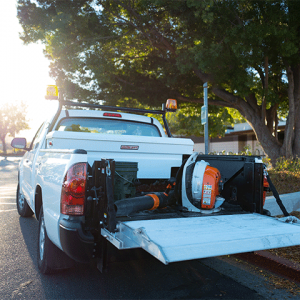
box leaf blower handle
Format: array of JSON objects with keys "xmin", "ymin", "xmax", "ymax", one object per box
[{"xmin": 164, "ymin": 178, "xmax": 176, "ymax": 196}]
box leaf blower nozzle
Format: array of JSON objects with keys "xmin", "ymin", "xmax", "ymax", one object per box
[{"xmin": 114, "ymin": 179, "xmax": 176, "ymax": 217}]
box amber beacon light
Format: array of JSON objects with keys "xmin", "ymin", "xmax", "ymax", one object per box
[
  {"xmin": 45, "ymin": 85, "xmax": 59, "ymax": 100},
  {"xmin": 166, "ymin": 99, "xmax": 177, "ymax": 111}
]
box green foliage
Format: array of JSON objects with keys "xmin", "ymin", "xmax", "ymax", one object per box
[
  {"xmin": 207, "ymin": 145, "xmax": 265, "ymax": 157},
  {"xmin": 16, "ymin": 0, "xmax": 300, "ymax": 162},
  {"xmin": 274, "ymin": 157, "xmax": 300, "ymax": 173},
  {"xmin": 115, "ymin": 99, "xmax": 234, "ymax": 137},
  {"xmin": 238, "ymin": 145, "xmax": 253, "ymax": 156},
  {"xmin": 0, "ymin": 102, "xmax": 30, "ymax": 154},
  {"xmin": 65, "ymin": 124, "xmax": 91, "ymax": 132},
  {"xmin": 17, "ymin": 0, "xmax": 300, "ymax": 108},
  {"xmin": 262, "ymin": 156, "xmax": 272, "ymax": 168},
  {"xmin": 226, "ymin": 108, "xmax": 245, "ymax": 124},
  {"xmin": 267, "ymin": 167, "xmax": 300, "ymax": 195},
  {"xmin": 166, "ymin": 104, "xmax": 234, "ymax": 137}
]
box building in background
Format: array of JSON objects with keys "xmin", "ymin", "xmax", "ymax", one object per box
[{"xmin": 191, "ymin": 121, "xmax": 286, "ymax": 156}]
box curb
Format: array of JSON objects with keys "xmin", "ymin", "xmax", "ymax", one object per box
[
  {"xmin": 264, "ymin": 192, "xmax": 300, "ymax": 216},
  {"xmin": 235, "ymin": 250, "xmax": 300, "ymax": 284},
  {"xmin": 237, "ymin": 192, "xmax": 300, "ymax": 282},
  {"xmin": 0, "ymin": 154, "xmax": 24, "ymax": 158}
]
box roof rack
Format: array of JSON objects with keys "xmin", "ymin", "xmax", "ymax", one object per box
[{"xmin": 46, "ymin": 87, "xmax": 176, "ymax": 137}]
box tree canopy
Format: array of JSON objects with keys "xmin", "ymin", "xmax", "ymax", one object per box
[
  {"xmin": 17, "ymin": 0, "xmax": 300, "ymax": 163},
  {"xmin": 0, "ymin": 102, "xmax": 30, "ymax": 154}
]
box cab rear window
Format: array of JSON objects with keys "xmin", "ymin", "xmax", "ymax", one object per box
[{"xmin": 56, "ymin": 118, "xmax": 161, "ymax": 137}]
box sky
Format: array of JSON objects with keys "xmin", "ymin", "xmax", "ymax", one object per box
[{"xmin": 1, "ymin": 1, "xmax": 59, "ymax": 140}]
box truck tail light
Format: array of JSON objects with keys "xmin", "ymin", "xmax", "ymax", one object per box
[
  {"xmin": 61, "ymin": 163, "xmax": 87, "ymax": 216},
  {"xmin": 103, "ymin": 113, "xmax": 122, "ymax": 117}
]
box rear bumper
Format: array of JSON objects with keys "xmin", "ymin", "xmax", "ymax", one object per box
[{"xmin": 59, "ymin": 218, "xmax": 94, "ymax": 263}]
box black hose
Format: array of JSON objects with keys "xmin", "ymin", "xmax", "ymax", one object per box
[
  {"xmin": 114, "ymin": 195, "xmax": 156, "ymax": 216},
  {"xmin": 174, "ymin": 159, "xmax": 187, "ymax": 203},
  {"xmin": 266, "ymin": 174, "xmax": 290, "ymax": 217},
  {"xmin": 114, "ymin": 192, "xmax": 172, "ymax": 217}
]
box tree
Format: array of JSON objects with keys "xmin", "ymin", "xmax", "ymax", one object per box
[
  {"xmin": 0, "ymin": 102, "xmax": 30, "ymax": 154},
  {"xmin": 165, "ymin": 104, "xmax": 236, "ymax": 137},
  {"xmin": 117, "ymin": 98, "xmax": 236, "ymax": 137},
  {"xmin": 17, "ymin": 0, "xmax": 300, "ymax": 164}
]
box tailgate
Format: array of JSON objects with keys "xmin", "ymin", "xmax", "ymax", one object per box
[{"xmin": 102, "ymin": 214, "xmax": 300, "ymax": 264}]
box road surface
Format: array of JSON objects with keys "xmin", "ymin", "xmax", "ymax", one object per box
[{"xmin": 0, "ymin": 156, "xmax": 298, "ymax": 299}]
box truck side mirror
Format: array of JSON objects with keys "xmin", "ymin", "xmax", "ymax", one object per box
[{"xmin": 11, "ymin": 138, "xmax": 29, "ymax": 151}]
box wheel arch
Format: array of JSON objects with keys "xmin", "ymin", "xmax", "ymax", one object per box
[{"xmin": 35, "ymin": 185, "xmax": 43, "ymax": 221}]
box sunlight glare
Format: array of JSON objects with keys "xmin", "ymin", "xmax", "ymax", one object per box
[{"xmin": 1, "ymin": 1, "xmax": 58, "ymax": 139}]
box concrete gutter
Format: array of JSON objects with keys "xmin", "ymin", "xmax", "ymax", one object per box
[
  {"xmin": 235, "ymin": 192, "xmax": 300, "ymax": 285},
  {"xmin": 264, "ymin": 192, "xmax": 300, "ymax": 216}
]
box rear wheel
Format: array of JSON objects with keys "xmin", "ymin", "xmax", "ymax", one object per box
[
  {"xmin": 37, "ymin": 208, "xmax": 74, "ymax": 274},
  {"xmin": 16, "ymin": 184, "xmax": 33, "ymax": 217},
  {"xmin": 38, "ymin": 207, "xmax": 53, "ymax": 274}
]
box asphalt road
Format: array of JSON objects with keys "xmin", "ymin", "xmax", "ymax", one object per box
[{"xmin": 0, "ymin": 157, "xmax": 298, "ymax": 300}]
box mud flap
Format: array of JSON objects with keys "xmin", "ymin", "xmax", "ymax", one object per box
[{"xmin": 101, "ymin": 213, "xmax": 300, "ymax": 264}]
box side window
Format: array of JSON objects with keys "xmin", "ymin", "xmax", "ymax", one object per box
[{"xmin": 31, "ymin": 122, "xmax": 49, "ymax": 150}]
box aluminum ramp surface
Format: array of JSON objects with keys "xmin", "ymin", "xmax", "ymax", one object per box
[{"xmin": 101, "ymin": 213, "xmax": 300, "ymax": 264}]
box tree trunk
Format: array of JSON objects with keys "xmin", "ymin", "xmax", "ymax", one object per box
[
  {"xmin": 292, "ymin": 65, "xmax": 300, "ymax": 156},
  {"xmin": 280, "ymin": 65, "xmax": 295, "ymax": 158},
  {"xmin": 274, "ymin": 113, "xmax": 278, "ymax": 140},
  {"xmin": 240, "ymin": 107, "xmax": 281, "ymax": 164},
  {"xmin": 210, "ymin": 86, "xmax": 281, "ymax": 164},
  {"xmin": 0, "ymin": 135, "xmax": 7, "ymax": 154},
  {"xmin": 192, "ymin": 59, "xmax": 299, "ymax": 165},
  {"xmin": 266, "ymin": 104, "xmax": 278, "ymax": 136},
  {"xmin": 261, "ymin": 56, "xmax": 268, "ymax": 124}
]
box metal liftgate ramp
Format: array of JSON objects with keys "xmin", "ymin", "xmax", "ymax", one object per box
[{"xmin": 101, "ymin": 213, "xmax": 300, "ymax": 264}]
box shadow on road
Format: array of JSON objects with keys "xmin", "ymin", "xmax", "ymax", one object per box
[
  {"xmin": 0, "ymin": 157, "xmax": 21, "ymax": 172},
  {"xmin": 18, "ymin": 215, "xmax": 264, "ymax": 299},
  {"xmin": 19, "ymin": 216, "xmax": 39, "ymax": 266}
]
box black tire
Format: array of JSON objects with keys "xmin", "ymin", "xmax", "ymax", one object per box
[
  {"xmin": 16, "ymin": 184, "xmax": 33, "ymax": 217},
  {"xmin": 37, "ymin": 207, "xmax": 54, "ymax": 274},
  {"xmin": 37, "ymin": 208, "xmax": 74, "ymax": 274}
]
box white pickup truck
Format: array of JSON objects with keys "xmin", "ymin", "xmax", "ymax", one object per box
[{"xmin": 12, "ymin": 94, "xmax": 300, "ymax": 275}]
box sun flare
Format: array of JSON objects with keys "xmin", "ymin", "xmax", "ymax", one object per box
[{"xmin": 1, "ymin": 1, "xmax": 57, "ymax": 137}]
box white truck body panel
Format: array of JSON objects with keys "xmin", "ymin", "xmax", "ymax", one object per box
[
  {"xmin": 36, "ymin": 150, "xmax": 88, "ymax": 247},
  {"xmin": 46, "ymin": 131, "xmax": 193, "ymax": 178}
]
